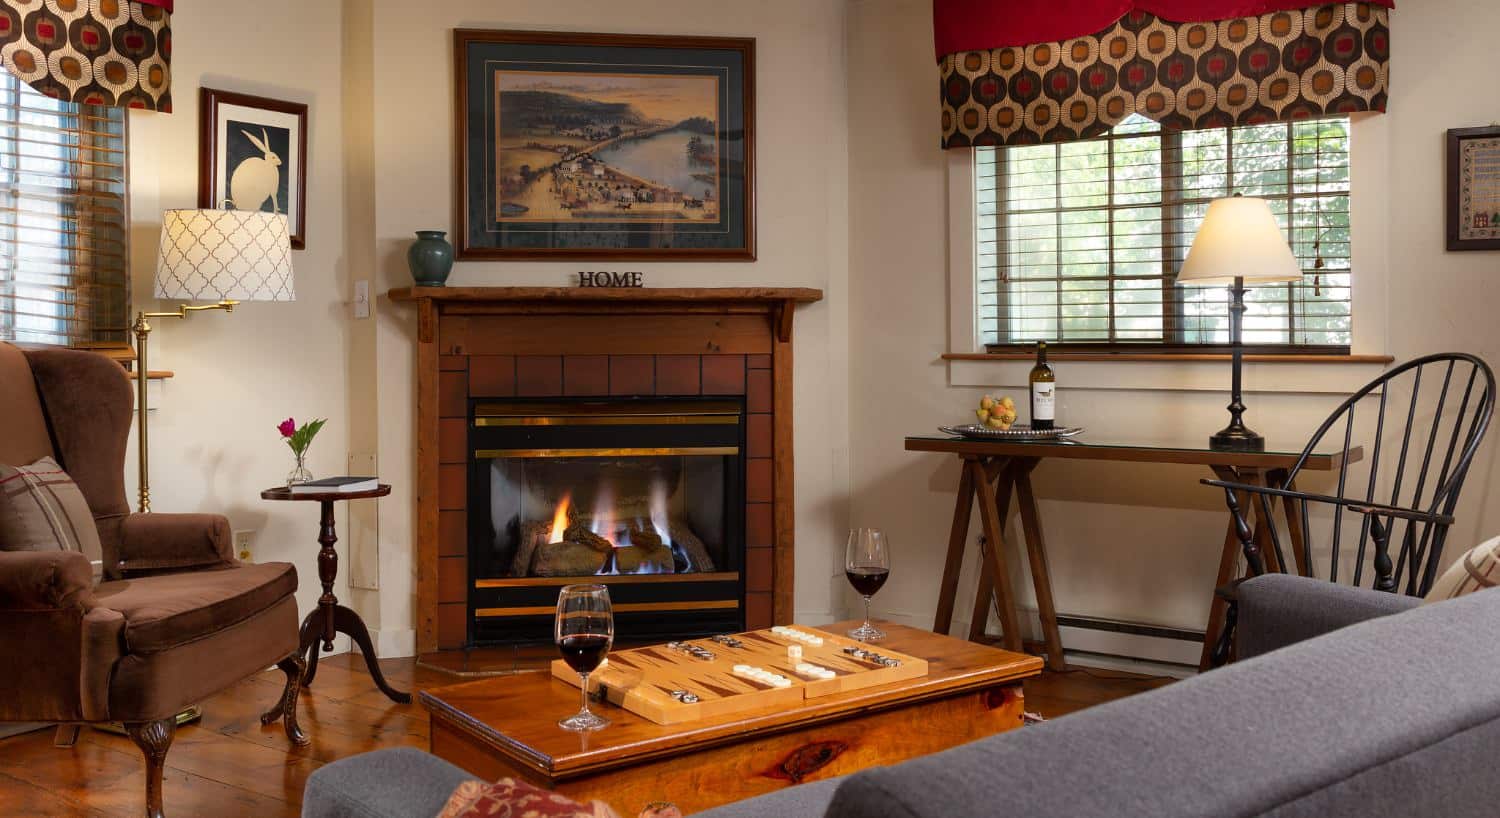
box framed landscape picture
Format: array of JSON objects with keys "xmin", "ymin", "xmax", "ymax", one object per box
[
  {"xmin": 454, "ymin": 29, "xmax": 755, "ymax": 260},
  {"xmin": 198, "ymin": 88, "xmax": 309, "ymax": 249},
  {"xmin": 1447, "ymin": 125, "xmax": 1500, "ymax": 252}
]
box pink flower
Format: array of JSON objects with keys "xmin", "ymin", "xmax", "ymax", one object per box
[{"xmin": 278, "ymin": 418, "xmax": 297, "ymax": 438}]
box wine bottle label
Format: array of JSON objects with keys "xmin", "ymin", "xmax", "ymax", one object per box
[{"xmin": 1032, "ymin": 382, "xmax": 1055, "ymax": 420}]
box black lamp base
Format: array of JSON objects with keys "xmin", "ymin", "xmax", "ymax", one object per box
[{"xmin": 1209, "ymin": 421, "xmax": 1265, "ymax": 452}]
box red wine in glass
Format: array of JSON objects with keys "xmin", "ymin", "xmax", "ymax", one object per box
[
  {"xmin": 558, "ymin": 633, "xmax": 611, "ymax": 675},
  {"xmin": 846, "ymin": 529, "xmax": 890, "ymax": 642},
  {"xmin": 845, "ymin": 567, "xmax": 890, "ymax": 597},
  {"xmin": 555, "ymin": 584, "xmax": 613, "ymax": 732}
]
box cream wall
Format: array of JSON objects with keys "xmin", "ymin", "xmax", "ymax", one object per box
[
  {"xmin": 848, "ymin": 0, "xmax": 1500, "ymax": 658},
  {"xmin": 125, "ymin": 0, "xmax": 356, "ymax": 653},
  {"xmin": 125, "ymin": 0, "xmax": 1497, "ymax": 663},
  {"xmin": 362, "ymin": 0, "xmax": 854, "ymax": 648}
]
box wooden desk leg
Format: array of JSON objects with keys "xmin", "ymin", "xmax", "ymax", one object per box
[
  {"xmin": 933, "ymin": 458, "xmax": 977, "ymax": 636},
  {"xmin": 1273, "ymin": 470, "xmax": 1310, "ymax": 577},
  {"xmin": 971, "ymin": 459, "xmax": 1023, "ymax": 652},
  {"xmin": 1013, "ymin": 460, "xmax": 1065, "ymax": 671},
  {"xmin": 1200, "ymin": 466, "xmax": 1260, "ymax": 671},
  {"xmin": 968, "ymin": 458, "xmax": 1014, "ymax": 642}
]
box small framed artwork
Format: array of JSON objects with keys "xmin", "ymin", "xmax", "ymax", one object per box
[
  {"xmin": 198, "ymin": 87, "xmax": 309, "ymax": 249},
  {"xmin": 1446, "ymin": 125, "xmax": 1500, "ymax": 252},
  {"xmin": 454, "ymin": 29, "xmax": 755, "ymax": 260}
]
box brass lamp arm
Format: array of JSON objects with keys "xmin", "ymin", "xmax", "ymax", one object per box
[{"xmin": 130, "ymin": 299, "xmax": 237, "ymax": 512}]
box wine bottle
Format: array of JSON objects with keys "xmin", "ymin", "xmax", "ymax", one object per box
[{"xmin": 1029, "ymin": 340, "xmax": 1055, "ymax": 431}]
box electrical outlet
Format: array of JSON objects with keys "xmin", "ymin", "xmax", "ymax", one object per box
[
  {"xmin": 233, "ymin": 530, "xmax": 255, "ymax": 563},
  {"xmin": 353, "ymin": 280, "xmax": 371, "ymax": 319}
]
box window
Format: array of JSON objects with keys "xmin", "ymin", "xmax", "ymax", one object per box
[
  {"xmin": 0, "ymin": 73, "xmax": 129, "ymax": 347},
  {"xmin": 976, "ymin": 114, "xmax": 1351, "ymax": 353}
]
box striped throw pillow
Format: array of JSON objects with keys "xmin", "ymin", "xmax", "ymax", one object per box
[
  {"xmin": 1424, "ymin": 535, "xmax": 1500, "ymax": 603},
  {"xmin": 0, "ymin": 457, "xmax": 103, "ymax": 582}
]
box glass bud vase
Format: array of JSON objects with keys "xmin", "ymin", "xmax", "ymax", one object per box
[{"xmin": 286, "ymin": 451, "xmax": 313, "ymax": 487}]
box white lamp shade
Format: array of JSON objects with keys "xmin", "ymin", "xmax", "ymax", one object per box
[
  {"xmin": 1176, "ymin": 196, "xmax": 1301, "ymax": 287},
  {"xmin": 154, "ymin": 209, "xmax": 296, "ymax": 302}
]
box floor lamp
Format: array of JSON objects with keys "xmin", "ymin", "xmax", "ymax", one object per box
[
  {"xmin": 1176, "ymin": 195, "xmax": 1302, "ymax": 452},
  {"xmin": 134, "ymin": 208, "xmax": 296, "ymax": 512}
]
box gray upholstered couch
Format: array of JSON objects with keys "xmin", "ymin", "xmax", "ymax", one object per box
[{"xmin": 303, "ymin": 575, "xmax": 1500, "ymax": 818}]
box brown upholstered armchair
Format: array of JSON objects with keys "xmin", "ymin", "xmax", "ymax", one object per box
[{"xmin": 0, "ymin": 342, "xmax": 307, "ymax": 818}]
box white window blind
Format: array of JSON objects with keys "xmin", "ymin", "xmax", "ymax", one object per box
[
  {"xmin": 0, "ymin": 72, "xmax": 129, "ymax": 347},
  {"xmin": 977, "ymin": 114, "xmax": 1351, "ymax": 351}
]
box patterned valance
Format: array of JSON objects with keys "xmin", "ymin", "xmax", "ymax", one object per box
[
  {"xmin": 939, "ymin": 2, "xmax": 1390, "ymax": 148},
  {"xmin": 0, "ymin": 0, "xmax": 172, "ymax": 112}
]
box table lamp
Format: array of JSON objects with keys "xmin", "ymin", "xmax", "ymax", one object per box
[
  {"xmin": 134, "ymin": 209, "xmax": 296, "ymax": 511},
  {"xmin": 1176, "ymin": 195, "xmax": 1301, "ymax": 452}
]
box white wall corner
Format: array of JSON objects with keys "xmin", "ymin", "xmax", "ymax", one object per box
[{"xmin": 357, "ymin": 628, "xmax": 416, "ymax": 659}]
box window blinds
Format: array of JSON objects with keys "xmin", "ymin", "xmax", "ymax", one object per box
[
  {"xmin": 977, "ymin": 114, "xmax": 1351, "ymax": 351},
  {"xmin": 0, "ymin": 73, "xmax": 130, "ymax": 348}
]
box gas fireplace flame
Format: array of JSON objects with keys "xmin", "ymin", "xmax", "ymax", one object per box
[
  {"xmin": 548, "ymin": 494, "xmax": 572, "ymax": 544},
  {"xmin": 649, "ymin": 478, "xmax": 673, "ymax": 546},
  {"xmin": 590, "ymin": 483, "xmax": 623, "ymax": 547}
]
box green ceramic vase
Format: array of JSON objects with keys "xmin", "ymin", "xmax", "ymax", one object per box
[{"xmin": 408, "ymin": 230, "xmax": 454, "ymax": 287}]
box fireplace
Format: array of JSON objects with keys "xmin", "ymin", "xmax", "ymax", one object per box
[
  {"xmin": 468, "ymin": 399, "xmax": 745, "ymax": 643},
  {"xmin": 388, "ymin": 286, "xmax": 822, "ymax": 655}
]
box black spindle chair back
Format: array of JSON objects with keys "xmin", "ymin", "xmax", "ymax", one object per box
[{"xmin": 1205, "ymin": 353, "xmax": 1494, "ymax": 666}]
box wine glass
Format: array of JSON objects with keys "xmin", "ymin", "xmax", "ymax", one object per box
[
  {"xmin": 555, "ymin": 583, "xmax": 613, "ymax": 732},
  {"xmin": 846, "ymin": 528, "xmax": 890, "ymax": 642}
]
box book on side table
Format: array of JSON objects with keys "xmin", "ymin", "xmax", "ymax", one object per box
[{"xmin": 289, "ymin": 476, "xmax": 380, "ymax": 495}]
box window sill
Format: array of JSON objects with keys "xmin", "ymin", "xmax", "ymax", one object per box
[
  {"xmin": 944, "ymin": 352, "xmax": 1394, "ymax": 364},
  {"xmin": 946, "ymin": 351, "xmax": 1392, "ymax": 394}
]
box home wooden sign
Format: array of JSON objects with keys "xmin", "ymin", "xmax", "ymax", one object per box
[{"xmin": 577, "ymin": 271, "xmax": 644, "ymax": 288}]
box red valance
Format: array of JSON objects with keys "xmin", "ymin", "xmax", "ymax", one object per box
[
  {"xmin": 937, "ymin": 2, "xmax": 1390, "ymax": 148},
  {"xmin": 935, "ymin": 0, "xmax": 1394, "ymax": 57}
]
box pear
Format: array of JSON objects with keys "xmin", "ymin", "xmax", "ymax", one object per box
[
  {"xmin": 976, "ymin": 408, "xmax": 990, "ymax": 423},
  {"xmin": 979, "ymin": 395, "xmax": 996, "ymax": 411},
  {"xmin": 999, "ymin": 396, "xmax": 1015, "ymax": 411}
]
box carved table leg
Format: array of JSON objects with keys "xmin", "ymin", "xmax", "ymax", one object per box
[
  {"xmin": 335, "ymin": 604, "xmax": 411, "ymax": 704},
  {"xmin": 317, "ymin": 500, "xmax": 339, "ymax": 651},
  {"xmin": 125, "ymin": 717, "xmax": 176, "ymax": 818},
  {"xmin": 260, "ymin": 654, "xmax": 310, "ymax": 745},
  {"xmin": 297, "ymin": 614, "xmax": 322, "ymax": 688}
]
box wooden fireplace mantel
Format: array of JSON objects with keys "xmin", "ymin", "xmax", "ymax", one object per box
[
  {"xmin": 389, "ymin": 286, "xmax": 824, "ymax": 654},
  {"xmin": 389, "ymin": 287, "xmax": 824, "ymax": 344}
]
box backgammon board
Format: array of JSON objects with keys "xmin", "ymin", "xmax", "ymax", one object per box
[{"xmin": 549, "ymin": 626, "xmax": 929, "ymax": 725}]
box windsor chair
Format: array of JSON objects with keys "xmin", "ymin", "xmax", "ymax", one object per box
[{"xmin": 1203, "ymin": 352, "xmax": 1495, "ymax": 666}]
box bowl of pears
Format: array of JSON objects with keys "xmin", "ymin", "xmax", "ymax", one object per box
[{"xmin": 975, "ymin": 394, "xmax": 1018, "ymax": 430}]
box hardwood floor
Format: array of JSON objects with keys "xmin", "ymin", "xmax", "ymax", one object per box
[{"xmin": 0, "ymin": 653, "xmax": 1173, "ymax": 817}]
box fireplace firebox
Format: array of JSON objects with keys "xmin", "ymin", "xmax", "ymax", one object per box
[{"xmin": 467, "ymin": 399, "xmax": 745, "ymax": 644}]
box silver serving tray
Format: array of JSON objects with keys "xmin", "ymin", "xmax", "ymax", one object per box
[{"xmin": 939, "ymin": 424, "xmax": 1085, "ymax": 441}]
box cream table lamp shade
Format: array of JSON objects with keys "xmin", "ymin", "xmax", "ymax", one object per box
[
  {"xmin": 1176, "ymin": 196, "xmax": 1301, "ymax": 287},
  {"xmin": 154, "ymin": 209, "xmax": 296, "ymax": 302}
]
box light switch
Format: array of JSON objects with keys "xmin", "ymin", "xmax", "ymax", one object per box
[{"xmin": 354, "ymin": 280, "xmax": 370, "ymax": 319}]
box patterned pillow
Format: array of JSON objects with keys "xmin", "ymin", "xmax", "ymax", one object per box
[
  {"xmin": 0, "ymin": 457, "xmax": 103, "ymax": 582},
  {"xmin": 1424, "ymin": 535, "xmax": 1500, "ymax": 602},
  {"xmin": 435, "ymin": 778, "xmax": 620, "ymax": 818}
]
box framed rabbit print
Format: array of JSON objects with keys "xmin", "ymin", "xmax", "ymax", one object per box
[
  {"xmin": 198, "ymin": 88, "xmax": 309, "ymax": 249},
  {"xmin": 454, "ymin": 29, "xmax": 755, "ymax": 260}
]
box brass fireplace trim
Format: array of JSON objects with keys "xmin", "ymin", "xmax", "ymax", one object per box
[
  {"xmin": 474, "ymin": 446, "xmax": 740, "ymax": 459},
  {"xmin": 476, "ymin": 571, "xmax": 741, "ymax": 589},
  {"xmin": 475, "ymin": 400, "xmax": 743, "ymax": 427},
  {"xmin": 475, "ymin": 599, "xmax": 741, "ymax": 618}
]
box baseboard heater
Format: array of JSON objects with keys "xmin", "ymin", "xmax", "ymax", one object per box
[{"xmin": 1054, "ymin": 614, "xmax": 1204, "ymax": 643}]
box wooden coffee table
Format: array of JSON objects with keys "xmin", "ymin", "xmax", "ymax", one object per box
[{"xmin": 419, "ymin": 621, "xmax": 1042, "ymax": 814}]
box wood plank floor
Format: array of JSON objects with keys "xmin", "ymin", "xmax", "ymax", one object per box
[{"xmin": 0, "ymin": 653, "xmax": 1172, "ymax": 817}]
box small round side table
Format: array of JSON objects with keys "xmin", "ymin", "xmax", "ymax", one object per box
[{"xmin": 260, "ymin": 484, "xmax": 410, "ymax": 704}]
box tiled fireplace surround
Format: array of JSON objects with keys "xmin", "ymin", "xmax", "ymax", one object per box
[{"xmin": 391, "ymin": 287, "xmax": 824, "ymax": 654}]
